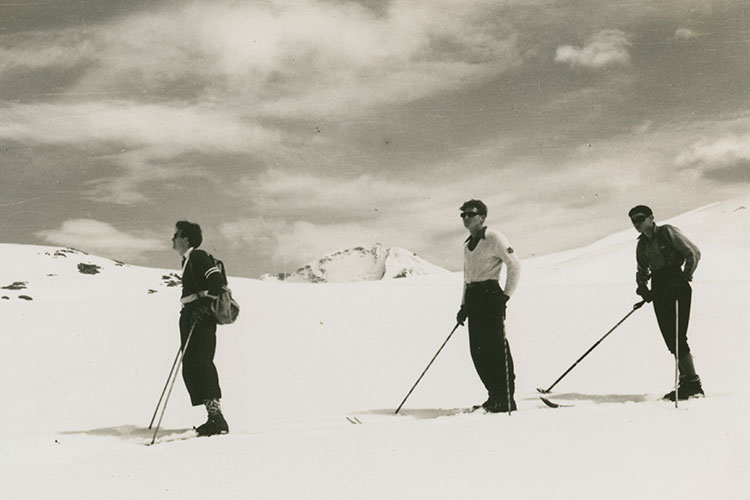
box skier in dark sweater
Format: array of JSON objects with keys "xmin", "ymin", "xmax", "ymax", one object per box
[
  {"xmin": 456, "ymin": 200, "xmax": 521, "ymax": 413},
  {"xmin": 172, "ymin": 220, "xmax": 229, "ymax": 436},
  {"xmin": 628, "ymin": 205, "xmax": 704, "ymax": 401}
]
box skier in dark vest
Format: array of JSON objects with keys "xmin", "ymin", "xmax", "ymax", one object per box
[
  {"xmin": 456, "ymin": 200, "xmax": 521, "ymax": 413},
  {"xmin": 172, "ymin": 220, "xmax": 229, "ymax": 436},
  {"xmin": 628, "ymin": 205, "xmax": 704, "ymax": 400}
]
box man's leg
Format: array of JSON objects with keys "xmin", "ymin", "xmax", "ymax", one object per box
[
  {"xmin": 468, "ymin": 309, "xmax": 514, "ymax": 411},
  {"xmin": 653, "ymin": 286, "xmax": 702, "ymax": 400},
  {"xmin": 468, "ymin": 311, "xmax": 495, "ymax": 396},
  {"xmin": 179, "ymin": 312, "xmax": 203, "ymax": 407},
  {"xmin": 181, "ymin": 312, "xmax": 223, "ymax": 402}
]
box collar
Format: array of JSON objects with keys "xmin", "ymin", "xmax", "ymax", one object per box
[
  {"xmin": 637, "ymin": 224, "xmax": 659, "ymax": 241},
  {"xmin": 181, "ymin": 247, "xmax": 195, "ymax": 273},
  {"xmin": 465, "ymin": 226, "xmax": 487, "ymax": 244}
]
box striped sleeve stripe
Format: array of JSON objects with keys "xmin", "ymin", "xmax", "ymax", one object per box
[{"xmin": 205, "ymin": 266, "xmax": 221, "ymax": 279}]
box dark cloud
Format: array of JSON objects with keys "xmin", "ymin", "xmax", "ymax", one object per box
[
  {"xmin": 0, "ymin": 1, "xmax": 175, "ymax": 33},
  {"xmin": 699, "ymin": 161, "xmax": 750, "ymax": 183}
]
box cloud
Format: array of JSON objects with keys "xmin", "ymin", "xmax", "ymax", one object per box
[
  {"xmin": 0, "ymin": 101, "xmax": 276, "ymax": 151},
  {"xmin": 83, "ymin": 150, "xmax": 208, "ymax": 204},
  {"xmin": 0, "ymin": 100, "xmax": 280, "ymax": 204},
  {"xmin": 674, "ymin": 28, "xmax": 697, "ymax": 40},
  {"xmin": 676, "ymin": 134, "xmax": 750, "ymax": 182},
  {"xmin": 0, "ymin": 0, "xmax": 519, "ymax": 206},
  {"xmin": 233, "ymin": 169, "xmax": 429, "ymax": 217},
  {"xmin": 221, "ymin": 168, "xmax": 460, "ymax": 270},
  {"xmin": 177, "ymin": 0, "xmax": 519, "ymax": 117},
  {"xmin": 220, "ymin": 217, "xmax": 381, "ymax": 269},
  {"xmin": 555, "ymin": 30, "xmax": 632, "ymax": 69},
  {"xmin": 676, "ymin": 134, "xmax": 750, "ymax": 166},
  {"xmin": 1, "ymin": 1, "xmax": 520, "ymax": 118},
  {"xmin": 36, "ymin": 219, "xmax": 168, "ymax": 262}
]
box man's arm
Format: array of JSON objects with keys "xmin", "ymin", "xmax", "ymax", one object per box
[
  {"xmin": 190, "ymin": 250, "xmax": 224, "ymax": 296},
  {"xmin": 495, "ymin": 233, "xmax": 521, "ymax": 297},
  {"xmin": 635, "ymin": 241, "xmax": 650, "ymax": 287},
  {"xmin": 664, "ymin": 225, "xmax": 701, "ymax": 279}
]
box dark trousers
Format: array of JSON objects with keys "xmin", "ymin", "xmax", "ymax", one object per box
[
  {"xmin": 465, "ymin": 281, "xmax": 515, "ymax": 403},
  {"xmin": 652, "ymin": 270, "xmax": 692, "ymax": 356},
  {"xmin": 179, "ymin": 308, "xmax": 222, "ymax": 406}
]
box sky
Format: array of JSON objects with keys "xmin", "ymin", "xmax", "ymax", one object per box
[{"xmin": 1, "ymin": 0, "xmax": 749, "ymax": 278}]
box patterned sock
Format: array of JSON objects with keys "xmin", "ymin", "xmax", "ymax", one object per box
[{"xmin": 204, "ymin": 399, "xmax": 222, "ymax": 416}]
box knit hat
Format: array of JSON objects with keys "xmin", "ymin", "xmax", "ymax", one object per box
[{"xmin": 628, "ymin": 205, "xmax": 653, "ymax": 219}]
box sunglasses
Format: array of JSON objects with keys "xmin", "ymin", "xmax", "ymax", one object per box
[
  {"xmin": 630, "ymin": 215, "xmax": 648, "ymax": 225},
  {"xmin": 460, "ymin": 212, "xmax": 481, "ymax": 219}
]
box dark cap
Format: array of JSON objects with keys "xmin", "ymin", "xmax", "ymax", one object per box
[{"xmin": 628, "ymin": 205, "xmax": 653, "ymax": 219}]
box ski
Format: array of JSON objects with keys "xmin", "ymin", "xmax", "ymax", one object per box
[
  {"xmin": 539, "ymin": 397, "xmax": 572, "ymax": 408},
  {"xmin": 145, "ymin": 429, "xmax": 197, "ymax": 445}
]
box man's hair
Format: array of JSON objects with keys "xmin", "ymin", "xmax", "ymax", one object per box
[
  {"xmin": 175, "ymin": 220, "xmax": 203, "ymax": 248},
  {"xmin": 460, "ymin": 199, "xmax": 488, "ymax": 217}
]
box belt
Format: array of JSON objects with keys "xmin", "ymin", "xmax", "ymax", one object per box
[
  {"xmin": 465, "ymin": 279, "xmax": 499, "ymax": 288},
  {"xmin": 180, "ymin": 290, "xmax": 217, "ymax": 304}
]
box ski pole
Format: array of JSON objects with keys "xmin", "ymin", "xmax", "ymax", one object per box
[
  {"xmin": 148, "ymin": 344, "xmax": 183, "ymax": 429},
  {"xmin": 503, "ymin": 336, "xmax": 512, "ymax": 416},
  {"xmin": 537, "ymin": 300, "xmax": 646, "ymax": 394},
  {"xmin": 395, "ymin": 323, "xmax": 461, "ymax": 414},
  {"xmin": 674, "ymin": 300, "xmax": 679, "ymax": 408},
  {"xmin": 150, "ymin": 323, "xmax": 196, "ymax": 445}
]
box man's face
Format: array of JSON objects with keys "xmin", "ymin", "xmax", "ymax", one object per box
[
  {"xmin": 461, "ymin": 209, "xmax": 485, "ymax": 232},
  {"xmin": 172, "ymin": 230, "xmax": 190, "ymax": 255},
  {"xmin": 630, "ymin": 214, "xmax": 654, "ymax": 234}
]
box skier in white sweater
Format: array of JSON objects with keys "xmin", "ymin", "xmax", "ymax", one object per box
[{"xmin": 456, "ymin": 199, "xmax": 521, "ymax": 413}]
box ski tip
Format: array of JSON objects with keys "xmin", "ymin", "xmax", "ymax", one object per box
[{"xmin": 540, "ymin": 397, "xmax": 560, "ymax": 408}]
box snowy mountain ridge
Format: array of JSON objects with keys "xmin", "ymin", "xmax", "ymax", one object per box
[{"xmin": 259, "ymin": 243, "xmax": 449, "ymax": 283}]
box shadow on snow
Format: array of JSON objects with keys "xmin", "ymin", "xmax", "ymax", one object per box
[
  {"xmin": 59, "ymin": 424, "xmax": 195, "ymax": 442},
  {"xmin": 526, "ymin": 393, "xmax": 651, "ymax": 404}
]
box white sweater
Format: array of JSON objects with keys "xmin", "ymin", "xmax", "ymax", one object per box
[{"xmin": 462, "ymin": 228, "xmax": 521, "ymax": 303}]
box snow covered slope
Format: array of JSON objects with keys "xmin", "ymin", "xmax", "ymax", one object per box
[
  {"xmin": 1, "ymin": 195, "xmax": 748, "ymax": 500},
  {"xmin": 259, "ymin": 243, "xmax": 448, "ymax": 282}
]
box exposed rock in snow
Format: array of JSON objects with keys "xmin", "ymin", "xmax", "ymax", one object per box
[{"xmin": 260, "ymin": 244, "xmax": 448, "ymax": 283}]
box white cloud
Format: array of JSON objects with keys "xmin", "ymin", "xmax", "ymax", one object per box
[
  {"xmin": 675, "ymin": 134, "xmax": 750, "ymax": 182},
  {"xmin": 676, "ymin": 134, "xmax": 750, "ymax": 167},
  {"xmin": 220, "ymin": 217, "xmax": 381, "ymax": 269},
  {"xmin": 221, "ymin": 168, "xmax": 458, "ymax": 269},
  {"xmin": 0, "ymin": 0, "xmax": 519, "ymax": 206},
  {"xmin": 36, "ymin": 219, "xmax": 167, "ymax": 262},
  {"xmin": 2, "ymin": 1, "xmax": 520, "ymax": 120},
  {"xmin": 674, "ymin": 28, "xmax": 698, "ymax": 40},
  {"xmin": 184, "ymin": 1, "xmax": 519, "ymax": 117},
  {"xmin": 555, "ymin": 30, "xmax": 632, "ymax": 69},
  {"xmin": 0, "ymin": 101, "xmax": 276, "ymax": 151},
  {"xmin": 0, "ymin": 30, "xmax": 97, "ymax": 72},
  {"xmin": 235, "ymin": 169, "xmax": 428, "ymax": 215}
]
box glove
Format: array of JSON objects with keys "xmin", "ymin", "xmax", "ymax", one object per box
[
  {"xmin": 501, "ymin": 293, "xmax": 510, "ymax": 306},
  {"xmin": 682, "ymin": 269, "xmax": 693, "ymax": 282},
  {"xmin": 636, "ymin": 285, "xmax": 653, "ymax": 303},
  {"xmin": 456, "ymin": 306, "xmax": 468, "ymax": 326},
  {"xmin": 190, "ymin": 298, "xmax": 215, "ymax": 324}
]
